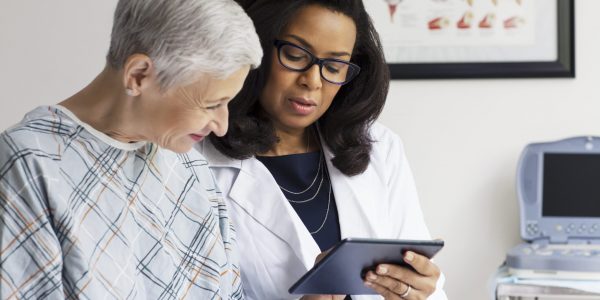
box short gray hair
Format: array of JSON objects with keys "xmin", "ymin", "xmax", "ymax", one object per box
[{"xmin": 107, "ymin": 0, "xmax": 262, "ymax": 89}]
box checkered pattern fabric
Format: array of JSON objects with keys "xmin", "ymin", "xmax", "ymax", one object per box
[{"xmin": 0, "ymin": 106, "xmax": 243, "ymax": 300}]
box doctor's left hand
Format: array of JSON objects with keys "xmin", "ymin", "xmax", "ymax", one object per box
[
  {"xmin": 299, "ymin": 251, "xmax": 346, "ymax": 300},
  {"xmin": 363, "ymin": 251, "xmax": 440, "ymax": 299},
  {"xmin": 300, "ymin": 295, "xmax": 346, "ymax": 300}
]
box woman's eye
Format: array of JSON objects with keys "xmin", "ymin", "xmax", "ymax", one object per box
[
  {"xmin": 205, "ymin": 103, "xmax": 222, "ymax": 110},
  {"xmin": 283, "ymin": 50, "xmax": 307, "ymax": 62},
  {"xmin": 324, "ymin": 64, "xmax": 340, "ymax": 74}
]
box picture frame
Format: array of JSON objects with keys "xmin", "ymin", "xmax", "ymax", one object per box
[{"xmin": 364, "ymin": 0, "xmax": 574, "ymax": 79}]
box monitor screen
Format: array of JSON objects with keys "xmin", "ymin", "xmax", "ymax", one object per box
[{"xmin": 542, "ymin": 153, "xmax": 600, "ymax": 217}]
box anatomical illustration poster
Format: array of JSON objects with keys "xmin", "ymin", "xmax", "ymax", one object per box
[{"xmin": 364, "ymin": 0, "xmax": 558, "ymax": 63}]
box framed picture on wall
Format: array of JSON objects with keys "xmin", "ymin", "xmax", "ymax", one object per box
[{"xmin": 363, "ymin": 0, "xmax": 575, "ymax": 79}]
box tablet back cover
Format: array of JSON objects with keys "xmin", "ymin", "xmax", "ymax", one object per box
[{"xmin": 289, "ymin": 238, "xmax": 443, "ymax": 295}]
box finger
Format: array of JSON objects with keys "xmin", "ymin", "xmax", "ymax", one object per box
[
  {"xmin": 365, "ymin": 271, "xmax": 409, "ymax": 296},
  {"xmin": 374, "ymin": 264, "xmax": 434, "ymax": 293},
  {"xmin": 301, "ymin": 295, "xmax": 345, "ymax": 300},
  {"xmin": 403, "ymin": 251, "xmax": 440, "ymax": 278},
  {"xmin": 368, "ymin": 280, "xmax": 426, "ymax": 300},
  {"xmin": 374, "ymin": 264, "xmax": 421, "ymax": 288},
  {"xmin": 301, "ymin": 295, "xmax": 326, "ymax": 300},
  {"xmin": 364, "ymin": 279, "xmax": 402, "ymax": 300},
  {"xmin": 314, "ymin": 248, "xmax": 334, "ymax": 263}
]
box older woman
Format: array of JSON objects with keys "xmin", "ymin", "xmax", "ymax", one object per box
[
  {"xmin": 197, "ymin": 0, "xmax": 447, "ymax": 299},
  {"xmin": 0, "ymin": 0, "xmax": 261, "ymax": 299}
]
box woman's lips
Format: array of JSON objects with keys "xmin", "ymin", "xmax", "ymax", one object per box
[
  {"xmin": 288, "ymin": 98, "xmax": 317, "ymax": 116},
  {"xmin": 189, "ymin": 134, "xmax": 205, "ymax": 142}
]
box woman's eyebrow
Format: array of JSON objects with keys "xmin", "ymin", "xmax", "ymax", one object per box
[
  {"xmin": 283, "ymin": 34, "xmax": 351, "ymax": 57},
  {"xmin": 204, "ymin": 96, "xmax": 229, "ymax": 104}
]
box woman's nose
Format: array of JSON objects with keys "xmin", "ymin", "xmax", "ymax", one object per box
[
  {"xmin": 210, "ymin": 106, "xmax": 229, "ymax": 137},
  {"xmin": 298, "ymin": 64, "xmax": 323, "ymax": 90}
]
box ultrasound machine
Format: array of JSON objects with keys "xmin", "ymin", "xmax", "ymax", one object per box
[{"xmin": 506, "ymin": 136, "xmax": 600, "ymax": 280}]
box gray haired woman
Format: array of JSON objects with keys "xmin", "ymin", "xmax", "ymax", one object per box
[{"xmin": 0, "ymin": 0, "xmax": 261, "ymax": 299}]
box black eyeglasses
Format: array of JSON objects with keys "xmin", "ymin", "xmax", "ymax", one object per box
[{"xmin": 273, "ymin": 39, "xmax": 360, "ymax": 85}]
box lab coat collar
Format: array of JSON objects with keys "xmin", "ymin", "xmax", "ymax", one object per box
[
  {"xmin": 200, "ymin": 133, "xmax": 384, "ymax": 269},
  {"xmin": 200, "ymin": 140, "xmax": 320, "ymax": 268},
  {"xmin": 318, "ymin": 133, "xmax": 383, "ymax": 240},
  {"xmin": 198, "ymin": 140, "xmax": 241, "ymax": 168}
]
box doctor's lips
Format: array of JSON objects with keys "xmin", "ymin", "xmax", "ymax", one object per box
[
  {"xmin": 428, "ymin": 17, "xmax": 449, "ymax": 30},
  {"xmin": 288, "ymin": 97, "xmax": 317, "ymax": 115}
]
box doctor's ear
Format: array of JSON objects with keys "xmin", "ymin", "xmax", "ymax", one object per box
[{"xmin": 122, "ymin": 54, "xmax": 156, "ymax": 97}]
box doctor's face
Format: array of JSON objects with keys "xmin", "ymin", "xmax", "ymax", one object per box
[{"xmin": 259, "ymin": 4, "xmax": 357, "ymax": 133}]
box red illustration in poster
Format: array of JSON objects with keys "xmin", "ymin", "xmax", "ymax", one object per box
[
  {"xmin": 385, "ymin": 0, "xmax": 403, "ymax": 23},
  {"xmin": 479, "ymin": 13, "xmax": 495, "ymax": 28},
  {"xmin": 457, "ymin": 11, "xmax": 473, "ymax": 29},
  {"xmin": 428, "ymin": 17, "xmax": 450, "ymax": 30},
  {"xmin": 504, "ymin": 16, "xmax": 525, "ymax": 28}
]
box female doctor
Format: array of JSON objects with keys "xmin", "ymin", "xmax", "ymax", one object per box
[{"xmin": 196, "ymin": 0, "xmax": 447, "ymax": 299}]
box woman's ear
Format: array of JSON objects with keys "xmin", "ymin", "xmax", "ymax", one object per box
[{"xmin": 122, "ymin": 54, "xmax": 154, "ymax": 97}]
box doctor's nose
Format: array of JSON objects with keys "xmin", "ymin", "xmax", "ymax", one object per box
[{"xmin": 298, "ymin": 64, "xmax": 323, "ymax": 90}]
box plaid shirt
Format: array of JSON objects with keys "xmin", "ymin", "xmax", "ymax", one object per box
[{"xmin": 0, "ymin": 106, "xmax": 243, "ymax": 300}]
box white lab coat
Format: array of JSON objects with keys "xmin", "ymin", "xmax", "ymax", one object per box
[{"xmin": 196, "ymin": 123, "xmax": 447, "ymax": 300}]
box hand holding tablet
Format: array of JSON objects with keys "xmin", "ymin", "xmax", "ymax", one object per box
[{"xmin": 289, "ymin": 238, "xmax": 444, "ymax": 296}]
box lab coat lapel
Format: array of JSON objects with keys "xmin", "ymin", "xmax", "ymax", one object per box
[
  {"xmin": 227, "ymin": 157, "xmax": 321, "ymax": 269},
  {"xmin": 321, "ymin": 141, "xmax": 384, "ymax": 240}
]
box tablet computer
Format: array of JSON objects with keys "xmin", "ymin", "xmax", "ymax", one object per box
[{"xmin": 288, "ymin": 238, "xmax": 444, "ymax": 295}]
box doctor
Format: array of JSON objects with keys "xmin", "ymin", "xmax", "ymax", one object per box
[{"xmin": 197, "ymin": 0, "xmax": 447, "ymax": 299}]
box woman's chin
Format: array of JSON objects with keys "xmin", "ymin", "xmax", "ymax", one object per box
[
  {"xmin": 277, "ymin": 114, "xmax": 320, "ymax": 130},
  {"xmin": 162, "ymin": 141, "xmax": 194, "ymax": 153}
]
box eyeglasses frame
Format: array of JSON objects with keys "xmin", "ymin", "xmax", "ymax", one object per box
[{"xmin": 273, "ymin": 39, "xmax": 361, "ymax": 86}]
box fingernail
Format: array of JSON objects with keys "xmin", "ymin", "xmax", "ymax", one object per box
[
  {"xmin": 377, "ymin": 266, "xmax": 388, "ymax": 274},
  {"xmin": 367, "ymin": 273, "xmax": 378, "ymax": 281},
  {"xmin": 365, "ymin": 281, "xmax": 373, "ymax": 287},
  {"xmin": 405, "ymin": 251, "xmax": 414, "ymax": 262}
]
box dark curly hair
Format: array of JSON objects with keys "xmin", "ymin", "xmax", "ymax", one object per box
[{"xmin": 210, "ymin": 0, "xmax": 390, "ymax": 176}]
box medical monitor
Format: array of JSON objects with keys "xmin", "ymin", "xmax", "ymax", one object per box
[{"xmin": 517, "ymin": 137, "xmax": 600, "ymax": 243}]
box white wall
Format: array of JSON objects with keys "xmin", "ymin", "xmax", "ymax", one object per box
[
  {"xmin": 1, "ymin": 1, "xmax": 598, "ymax": 299},
  {"xmin": 378, "ymin": 1, "xmax": 600, "ymax": 299},
  {"xmin": 0, "ymin": 1, "xmax": 115, "ymax": 121}
]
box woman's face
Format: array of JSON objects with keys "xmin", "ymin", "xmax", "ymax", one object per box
[
  {"xmin": 144, "ymin": 67, "xmax": 249, "ymax": 153},
  {"xmin": 260, "ymin": 4, "xmax": 357, "ymax": 133}
]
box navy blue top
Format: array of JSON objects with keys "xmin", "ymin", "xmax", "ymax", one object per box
[{"xmin": 256, "ymin": 151, "xmax": 341, "ymax": 251}]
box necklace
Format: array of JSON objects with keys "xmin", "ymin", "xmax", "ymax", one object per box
[
  {"xmin": 285, "ymin": 169, "xmax": 324, "ymax": 203},
  {"xmin": 271, "ymin": 127, "xmax": 332, "ymax": 234},
  {"xmin": 278, "ymin": 154, "xmax": 322, "ymax": 195},
  {"xmin": 277, "ymin": 128, "xmax": 321, "ymax": 196},
  {"xmin": 279, "ymin": 151, "xmax": 332, "ymax": 235},
  {"xmin": 282, "ymin": 159, "xmax": 332, "ymax": 234},
  {"xmin": 280, "ymin": 150, "xmax": 326, "ymax": 203},
  {"xmin": 309, "ymin": 183, "xmax": 332, "ymax": 234}
]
